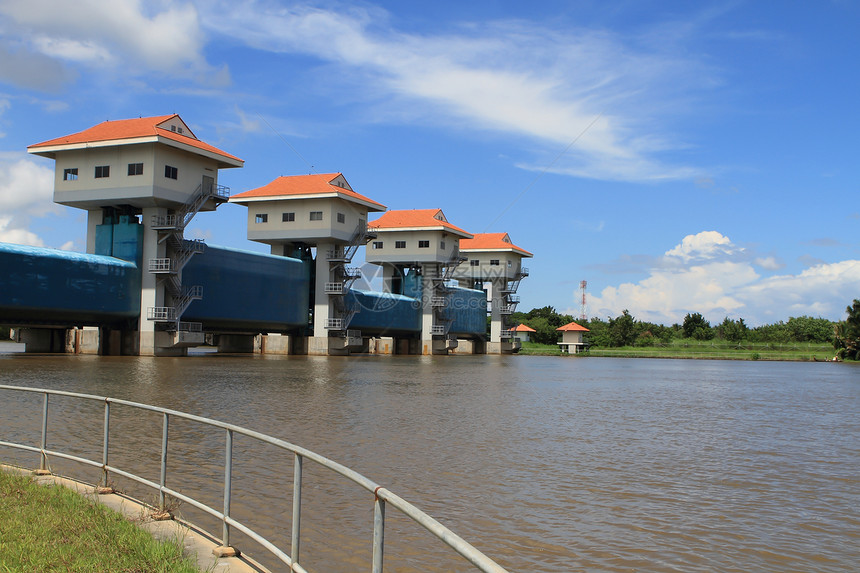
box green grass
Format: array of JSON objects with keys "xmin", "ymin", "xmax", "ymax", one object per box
[
  {"xmin": 0, "ymin": 470, "xmax": 200, "ymax": 573},
  {"xmin": 517, "ymin": 340, "xmax": 838, "ymax": 361}
]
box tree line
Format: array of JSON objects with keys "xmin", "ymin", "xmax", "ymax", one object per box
[{"xmin": 508, "ymin": 299, "xmax": 860, "ymax": 358}]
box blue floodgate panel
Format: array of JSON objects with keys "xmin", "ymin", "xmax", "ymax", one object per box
[
  {"xmin": 346, "ymin": 289, "xmax": 422, "ymax": 335},
  {"xmin": 182, "ymin": 245, "xmax": 310, "ymax": 332},
  {"xmin": 0, "ymin": 242, "xmax": 140, "ymax": 324},
  {"xmin": 448, "ymin": 286, "xmax": 488, "ymax": 337}
]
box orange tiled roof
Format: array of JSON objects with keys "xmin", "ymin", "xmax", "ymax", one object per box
[
  {"xmin": 512, "ymin": 323, "xmax": 537, "ymax": 332},
  {"xmin": 460, "ymin": 232, "xmax": 532, "ymax": 257},
  {"xmin": 557, "ymin": 321, "xmax": 590, "ymax": 332},
  {"xmin": 230, "ymin": 173, "xmax": 386, "ymax": 211},
  {"xmin": 28, "ymin": 114, "xmax": 243, "ymax": 165},
  {"xmin": 368, "ymin": 209, "xmax": 472, "ymax": 238}
]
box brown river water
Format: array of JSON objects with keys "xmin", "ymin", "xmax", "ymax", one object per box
[{"xmin": 0, "ymin": 350, "xmax": 858, "ymax": 572}]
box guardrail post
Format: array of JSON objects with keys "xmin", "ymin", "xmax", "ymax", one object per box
[
  {"xmin": 101, "ymin": 400, "xmax": 110, "ymax": 489},
  {"xmin": 223, "ymin": 428, "xmax": 233, "ymax": 546},
  {"xmin": 372, "ymin": 488, "xmax": 385, "ymax": 573},
  {"xmin": 37, "ymin": 393, "xmax": 49, "ymax": 474},
  {"xmin": 291, "ymin": 453, "xmax": 302, "ymax": 565},
  {"xmin": 159, "ymin": 413, "xmax": 169, "ymax": 509},
  {"xmin": 212, "ymin": 428, "xmax": 241, "ymax": 558}
]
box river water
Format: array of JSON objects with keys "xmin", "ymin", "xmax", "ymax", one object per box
[{"xmin": 0, "ymin": 351, "xmax": 858, "ymax": 572}]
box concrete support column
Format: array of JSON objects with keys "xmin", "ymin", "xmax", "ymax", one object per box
[
  {"xmin": 86, "ymin": 210, "xmax": 103, "ymax": 254},
  {"xmin": 309, "ymin": 242, "xmax": 333, "ymax": 355},
  {"xmin": 313, "ymin": 243, "xmax": 332, "ymax": 338},
  {"xmin": 381, "ymin": 265, "xmax": 399, "ymax": 293},
  {"xmin": 139, "ymin": 207, "xmax": 168, "ymax": 356},
  {"xmin": 420, "ymin": 264, "xmax": 436, "ymax": 353},
  {"xmin": 489, "ymin": 278, "xmax": 504, "ymax": 344}
]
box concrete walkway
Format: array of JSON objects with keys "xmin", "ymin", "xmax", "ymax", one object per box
[{"xmin": 3, "ymin": 465, "xmax": 271, "ymax": 573}]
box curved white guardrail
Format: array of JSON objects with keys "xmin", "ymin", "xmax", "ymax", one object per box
[{"xmin": 0, "ymin": 384, "xmax": 508, "ymax": 573}]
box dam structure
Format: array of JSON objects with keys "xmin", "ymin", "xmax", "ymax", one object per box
[
  {"xmin": 2, "ymin": 114, "xmax": 529, "ymax": 356},
  {"xmin": 455, "ymin": 233, "xmax": 532, "ymax": 354}
]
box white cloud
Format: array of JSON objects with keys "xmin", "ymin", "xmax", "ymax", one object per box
[
  {"xmin": 0, "ymin": 155, "xmax": 59, "ymax": 247},
  {"xmin": 0, "ymin": 156, "xmax": 57, "ymax": 215},
  {"xmin": 201, "ymin": 1, "xmax": 713, "ymax": 183},
  {"xmin": 0, "ymin": 216, "xmax": 45, "ymax": 246},
  {"xmin": 586, "ymin": 232, "xmax": 860, "ymax": 325},
  {"xmin": 664, "ymin": 230, "xmax": 738, "ymax": 262},
  {"xmin": 754, "ymin": 256, "xmax": 784, "ymax": 271},
  {"xmin": 0, "ymin": 0, "xmax": 213, "ymax": 83}
]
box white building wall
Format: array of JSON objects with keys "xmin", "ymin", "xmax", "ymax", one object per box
[
  {"xmin": 366, "ymin": 230, "xmax": 459, "ymax": 264},
  {"xmin": 245, "ymin": 198, "xmax": 368, "ymax": 244}
]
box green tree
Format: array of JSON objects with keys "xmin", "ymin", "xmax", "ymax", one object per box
[
  {"xmin": 834, "ymin": 299, "xmax": 860, "ymax": 360},
  {"xmin": 584, "ymin": 317, "xmax": 610, "ymax": 347},
  {"xmin": 608, "ymin": 310, "xmax": 637, "ymax": 347},
  {"xmin": 526, "ymin": 316, "xmax": 561, "ymax": 345},
  {"xmin": 786, "ymin": 316, "xmax": 835, "ymax": 343},
  {"xmin": 682, "ymin": 312, "xmax": 713, "ymax": 340},
  {"xmin": 527, "ymin": 306, "xmax": 573, "ymax": 329},
  {"xmin": 750, "ymin": 321, "xmax": 791, "ymax": 343},
  {"xmin": 717, "ymin": 317, "xmax": 748, "ymax": 342}
]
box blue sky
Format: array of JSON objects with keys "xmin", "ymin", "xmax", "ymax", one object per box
[{"xmin": 0, "ymin": 0, "xmax": 857, "ymax": 326}]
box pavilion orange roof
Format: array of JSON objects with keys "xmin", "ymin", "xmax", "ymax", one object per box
[
  {"xmin": 230, "ymin": 173, "xmax": 386, "ymax": 211},
  {"xmin": 512, "ymin": 324, "xmax": 537, "ymax": 332},
  {"xmin": 368, "ymin": 209, "xmax": 472, "ymax": 238},
  {"xmin": 556, "ymin": 321, "xmax": 590, "ymax": 332},
  {"xmin": 28, "ymin": 114, "xmax": 243, "ymax": 166},
  {"xmin": 459, "ymin": 232, "xmax": 532, "ymax": 257}
]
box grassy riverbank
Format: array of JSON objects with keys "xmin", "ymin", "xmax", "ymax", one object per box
[
  {"xmin": 0, "ymin": 470, "xmax": 199, "ymax": 572},
  {"xmin": 517, "ymin": 340, "xmax": 839, "ymax": 361}
]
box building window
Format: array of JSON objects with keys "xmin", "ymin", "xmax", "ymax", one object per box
[
  {"xmin": 127, "ymin": 163, "xmax": 143, "ymax": 176},
  {"xmin": 470, "ymin": 259, "xmax": 480, "ymax": 267},
  {"xmin": 164, "ymin": 165, "xmax": 178, "ymax": 180},
  {"xmin": 94, "ymin": 165, "xmax": 110, "ymax": 178},
  {"xmin": 282, "ymin": 212, "xmax": 295, "ymax": 222},
  {"xmin": 490, "ymin": 259, "xmax": 500, "ymax": 266},
  {"xmin": 418, "ymin": 240, "xmax": 430, "ymax": 248},
  {"xmin": 508, "ymin": 260, "xmax": 513, "ymax": 268},
  {"xmin": 372, "ymin": 241, "xmax": 383, "ymax": 249},
  {"xmin": 310, "ymin": 211, "xmax": 323, "ymax": 221},
  {"xmin": 63, "ymin": 168, "xmax": 78, "ymax": 181},
  {"xmin": 440, "ymin": 241, "xmax": 446, "ymax": 250},
  {"xmin": 395, "ymin": 241, "xmax": 406, "ymax": 249},
  {"xmin": 255, "ymin": 214, "xmax": 268, "ymax": 223},
  {"xmin": 337, "ymin": 213, "xmax": 345, "ymax": 224}
]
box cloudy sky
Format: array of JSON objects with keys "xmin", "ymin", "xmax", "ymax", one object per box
[{"xmin": 0, "ymin": 0, "xmax": 857, "ymax": 326}]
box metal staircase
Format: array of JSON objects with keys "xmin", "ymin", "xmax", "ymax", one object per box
[
  {"xmin": 324, "ymin": 222, "xmax": 375, "ymax": 334},
  {"xmin": 499, "ymin": 266, "xmax": 528, "ymax": 340},
  {"xmin": 146, "ymin": 182, "xmax": 230, "ymax": 332},
  {"xmin": 430, "ymin": 249, "xmax": 468, "ymax": 336}
]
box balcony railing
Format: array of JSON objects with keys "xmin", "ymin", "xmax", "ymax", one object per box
[
  {"xmin": 324, "ymin": 282, "xmax": 345, "ymax": 295},
  {"xmin": 147, "ymin": 307, "xmax": 177, "ymax": 321},
  {"xmin": 150, "ymin": 214, "xmax": 178, "ymax": 230},
  {"xmin": 148, "ymin": 258, "xmax": 175, "ymax": 273},
  {"xmin": 325, "ymin": 318, "xmax": 345, "ymax": 330},
  {"xmin": 343, "ymin": 267, "xmax": 362, "ymax": 280},
  {"xmin": 177, "ymin": 321, "xmax": 203, "ymax": 333}
]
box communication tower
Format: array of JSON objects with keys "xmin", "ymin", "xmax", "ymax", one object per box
[{"xmin": 579, "ymin": 280, "xmax": 588, "ymax": 322}]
